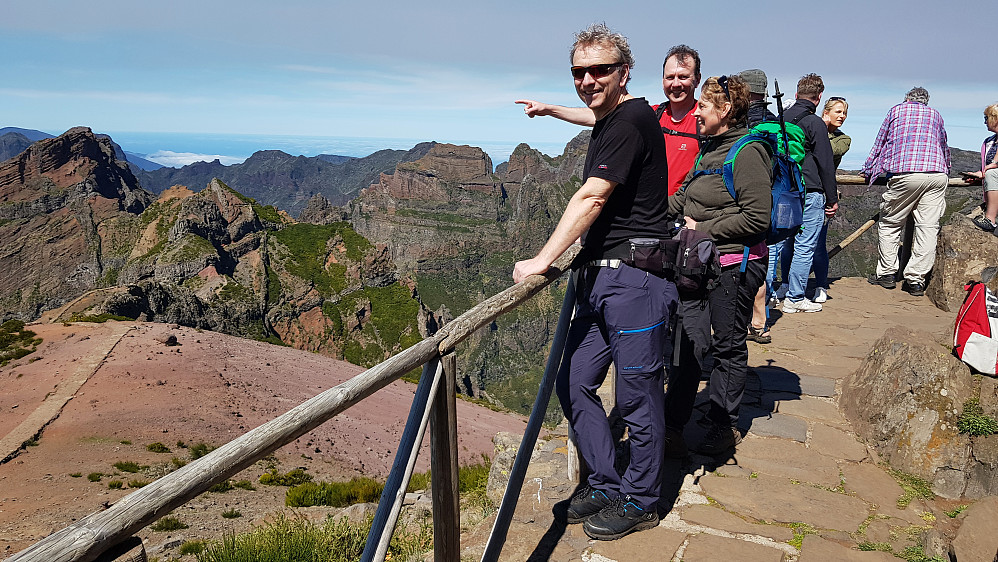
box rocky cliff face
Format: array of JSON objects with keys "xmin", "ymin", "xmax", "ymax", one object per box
[
  {"xmin": 336, "ymin": 138, "xmax": 586, "ymax": 412},
  {"xmin": 0, "ymin": 127, "xmax": 152, "ymax": 319},
  {"xmin": 2, "ymin": 128, "xmax": 427, "ymax": 368}
]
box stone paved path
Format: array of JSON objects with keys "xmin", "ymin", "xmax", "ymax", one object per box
[
  {"xmin": 461, "ymin": 278, "xmax": 990, "ymax": 561},
  {"xmin": 0, "ymin": 323, "xmax": 133, "ymax": 463}
]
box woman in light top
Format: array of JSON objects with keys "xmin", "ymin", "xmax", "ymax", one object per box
[
  {"xmin": 810, "ymin": 97, "xmax": 850, "ymax": 304},
  {"xmin": 965, "ymin": 103, "xmax": 998, "ymax": 232}
]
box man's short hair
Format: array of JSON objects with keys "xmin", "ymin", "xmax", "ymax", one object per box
[
  {"xmin": 905, "ymin": 87, "xmax": 930, "ymax": 105},
  {"xmin": 663, "ymin": 44, "xmax": 701, "ymax": 82},
  {"xmin": 570, "ymin": 23, "xmax": 635, "ymax": 84},
  {"xmin": 796, "ymin": 74, "xmax": 824, "ymax": 101},
  {"xmin": 985, "ymin": 103, "xmax": 998, "ymax": 129}
]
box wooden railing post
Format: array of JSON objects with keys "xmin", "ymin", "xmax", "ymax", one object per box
[{"xmin": 430, "ymin": 353, "xmax": 460, "ymax": 561}]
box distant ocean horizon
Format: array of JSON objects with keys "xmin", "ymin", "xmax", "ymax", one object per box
[{"xmin": 101, "ymin": 131, "xmax": 572, "ymax": 169}]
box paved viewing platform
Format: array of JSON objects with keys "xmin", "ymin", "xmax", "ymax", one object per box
[{"xmin": 463, "ymin": 277, "xmax": 998, "ymax": 561}]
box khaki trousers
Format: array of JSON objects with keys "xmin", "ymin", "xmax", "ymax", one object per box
[{"xmin": 876, "ymin": 172, "xmax": 949, "ymax": 284}]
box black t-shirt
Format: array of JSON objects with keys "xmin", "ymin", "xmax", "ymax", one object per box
[{"xmin": 582, "ymin": 97, "xmax": 671, "ymax": 258}]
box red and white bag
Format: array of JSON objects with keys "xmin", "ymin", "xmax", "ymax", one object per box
[{"xmin": 954, "ymin": 281, "xmax": 998, "ymax": 375}]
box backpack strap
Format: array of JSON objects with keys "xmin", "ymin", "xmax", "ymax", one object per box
[
  {"xmin": 655, "ymin": 101, "xmax": 702, "ymax": 140},
  {"xmin": 720, "ymin": 133, "xmax": 774, "ymax": 201}
]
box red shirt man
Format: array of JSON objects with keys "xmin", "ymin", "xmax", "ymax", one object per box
[{"xmin": 517, "ymin": 44, "xmax": 702, "ymax": 196}]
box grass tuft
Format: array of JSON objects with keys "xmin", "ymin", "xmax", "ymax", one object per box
[
  {"xmin": 146, "ymin": 442, "xmax": 171, "ymax": 453},
  {"xmin": 259, "ymin": 468, "xmax": 312, "ymax": 487},
  {"xmin": 221, "ymin": 509, "xmax": 242, "ymax": 519},
  {"xmin": 193, "ymin": 513, "xmax": 430, "ymax": 562},
  {"xmin": 150, "ymin": 516, "xmax": 188, "ymax": 532},
  {"xmin": 957, "ymin": 398, "xmax": 998, "ymax": 436},
  {"xmin": 108, "ymin": 480, "xmax": 124, "ymax": 489},
  {"xmin": 112, "ymin": 461, "xmax": 146, "ymax": 473}
]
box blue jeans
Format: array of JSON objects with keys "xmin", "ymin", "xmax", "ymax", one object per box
[{"xmin": 786, "ymin": 191, "xmax": 826, "ymax": 302}]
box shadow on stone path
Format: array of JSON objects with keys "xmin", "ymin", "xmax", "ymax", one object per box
[{"xmin": 461, "ymin": 277, "xmax": 997, "ymax": 561}]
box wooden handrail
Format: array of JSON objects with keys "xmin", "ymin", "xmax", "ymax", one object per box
[{"xmin": 9, "ymin": 246, "xmax": 582, "ymax": 562}]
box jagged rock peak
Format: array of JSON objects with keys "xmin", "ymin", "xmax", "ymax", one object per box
[
  {"xmin": 407, "ymin": 143, "xmax": 494, "ymax": 182},
  {"xmin": 0, "ymin": 126, "xmax": 150, "ymax": 214},
  {"xmin": 298, "ymin": 194, "xmax": 348, "ymax": 224}
]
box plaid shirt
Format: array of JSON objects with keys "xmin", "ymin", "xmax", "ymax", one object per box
[{"xmin": 861, "ymin": 101, "xmax": 950, "ymax": 183}]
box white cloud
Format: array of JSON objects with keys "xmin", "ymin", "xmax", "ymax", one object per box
[{"xmin": 145, "ymin": 150, "xmax": 245, "ymax": 167}]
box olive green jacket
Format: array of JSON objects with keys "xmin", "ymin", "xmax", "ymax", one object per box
[
  {"xmin": 668, "ymin": 126, "xmax": 773, "ymax": 255},
  {"xmin": 829, "ymin": 129, "xmax": 851, "ymax": 169}
]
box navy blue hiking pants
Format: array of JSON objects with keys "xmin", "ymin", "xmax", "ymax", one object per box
[{"xmin": 556, "ymin": 263, "xmax": 678, "ymax": 511}]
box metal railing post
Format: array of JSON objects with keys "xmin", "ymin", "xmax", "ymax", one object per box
[
  {"xmin": 481, "ymin": 271, "xmax": 578, "ymax": 562},
  {"xmin": 362, "ymin": 358, "xmax": 443, "ymax": 562}
]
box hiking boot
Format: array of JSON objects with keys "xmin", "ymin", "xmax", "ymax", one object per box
[
  {"xmin": 693, "ymin": 423, "xmax": 742, "ymax": 456},
  {"xmin": 868, "ymin": 274, "xmax": 897, "ymax": 290},
  {"xmin": 663, "ymin": 427, "xmax": 688, "ymax": 459},
  {"xmin": 583, "ymin": 496, "xmax": 659, "ymax": 540},
  {"xmin": 902, "ymin": 280, "xmax": 925, "ymax": 297},
  {"xmin": 566, "ymin": 486, "xmax": 614, "ymax": 523},
  {"xmin": 813, "ymin": 287, "xmax": 828, "ymax": 303},
  {"xmin": 782, "ymin": 298, "xmax": 822, "ymax": 313},
  {"xmin": 973, "ymin": 215, "xmax": 997, "ymax": 232}
]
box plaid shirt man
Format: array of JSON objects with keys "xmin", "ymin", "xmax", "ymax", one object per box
[{"xmin": 861, "ymin": 100, "xmax": 950, "ymax": 183}]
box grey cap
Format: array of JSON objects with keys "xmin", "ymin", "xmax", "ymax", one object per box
[{"xmin": 738, "ymin": 69, "xmax": 768, "ymax": 96}]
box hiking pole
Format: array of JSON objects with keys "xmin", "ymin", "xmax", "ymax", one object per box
[
  {"xmin": 827, "ymin": 213, "xmax": 879, "ymax": 259},
  {"xmin": 773, "ymin": 80, "xmax": 790, "ymax": 156}
]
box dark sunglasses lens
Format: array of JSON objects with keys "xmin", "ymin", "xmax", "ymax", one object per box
[
  {"xmin": 830, "ymin": 96, "xmax": 846, "ymax": 102},
  {"xmin": 572, "ymin": 64, "xmax": 618, "ymax": 80}
]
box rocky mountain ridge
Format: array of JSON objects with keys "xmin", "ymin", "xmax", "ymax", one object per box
[{"xmin": 133, "ymin": 142, "xmax": 436, "ymax": 215}]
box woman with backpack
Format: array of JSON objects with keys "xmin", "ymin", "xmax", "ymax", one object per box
[
  {"xmin": 664, "ymin": 75, "xmax": 772, "ymax": 456},
  {"xmin": 810, "ymin": 96, "xmax": 851, "ymax": 303}
]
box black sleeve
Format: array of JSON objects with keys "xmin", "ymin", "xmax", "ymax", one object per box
[
  {"xmin": 809, "ymin": 116, "xmax": 838, "ymax": 205},
  {"xmin": 586, "ymin": 119, "xmax": 644, "ymax": 186}
]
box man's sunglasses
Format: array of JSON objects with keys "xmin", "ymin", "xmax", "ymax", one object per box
[{"xmin": 571, "ymin": 63, "xmax": 623, "ymax": 80}]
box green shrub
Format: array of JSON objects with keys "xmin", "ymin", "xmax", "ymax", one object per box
[
  {"xmin": 120, "ymin": 440, "xmax": 132, "ymax": 445},
  {"xmin": 88, "ymin": 472, "xmax": 103, "ymax": 482},
  {"xmin": 0, "ymin": 319, "xmax": 41, "ymax": 366},
  {"xmin": 68, "ymin": 313, "xmax": 133, "ymax": 323},
  {"xmin": 232, "ymin": 480, "xmax": 255, "ymax": 491},
  {"xmin": 194, "ymin": 513, "xmax": 430, "ymax": 562},
  {"xmin": 128, "ymin": 479, "xmax": 149, "ymax": 488},
  {"xmin": 209, "ymin": 480, "xmax": 233, "ymax": 493},
  {"xmin": 150, "ymin": 516, "xmax": 188, "ymax": 531},
  {"xmin": 286, "ymin": 477, "xmax": 383, "ymax": 508},
  {"xmin": 180, "ymin": 540, "xmax": 206, "ymax": 556},
  {"xmin": 108, "ymin": 480, "xmax": 124, "ymax": 489},
  {"xmin": 113, "ymin": 461, "xmax": 145, "ymax": 473},
  {"xmin": 146, "ymin": 442, "xmax": 171, "ymax": 453},
  {"xmin": 221, "ymin": 509, "xmax": 242, "ymax": 519},
  {"xmin": 69, "ymin": 472, "xmax": 82, "ymax": 478},
  {"xmin": 957, "ymin": 398, "xmax": 998, "ymax": 436},
  {"xmin": 259, "ymin": 468, "xmax": 312, "ymax": 487},
  {"xmin": 190, "ymin": 442, "xmax": 215, "ymax": 460},
  {"xmin": 171, "ymin": 457, "xmax": 188, "ymax": 469}
]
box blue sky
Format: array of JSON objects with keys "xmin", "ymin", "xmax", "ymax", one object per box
[{"xmin": 2, "ymin": 0, "xmax": 994, "ymax": 169}]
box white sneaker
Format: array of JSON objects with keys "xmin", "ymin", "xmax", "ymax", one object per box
[
  {"xmin": 782, "ymin": 298, "xmax": 822, "ymax": 313},
  {"xmin": 813, "ymin": 287, "xmax": 828, "ymax": 303}
]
